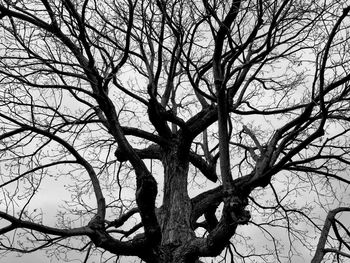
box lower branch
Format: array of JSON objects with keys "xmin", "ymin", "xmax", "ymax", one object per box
[
  {"xmin": 0, "ymin": 211, "xmax": 92, "ymax": 237},
  {"xmin": 136, "ymin": 174, "xmax": 161, "ymax": 246},
  {"xmin": 0, "ymin": 211, "xmax": 150, "ymax": 258}
]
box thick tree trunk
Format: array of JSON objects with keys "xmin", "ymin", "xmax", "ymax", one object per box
[{"xmin": 156, "ymin": 147, "xmax": 197, "ymax": 262}]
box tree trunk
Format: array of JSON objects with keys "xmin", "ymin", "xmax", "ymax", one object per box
[{"xmin": 156, "ymin": 147, "xmax": 197, "ymax": 262}]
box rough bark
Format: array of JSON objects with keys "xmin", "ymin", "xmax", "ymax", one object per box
[{"xmin": 157, "ymin": 145, "xmax": 195, "ymax": 260}]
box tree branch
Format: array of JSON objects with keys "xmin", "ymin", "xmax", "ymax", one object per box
[{"xmin": 311, "ymin": 207, "xmax": 350, "ymax": 263}]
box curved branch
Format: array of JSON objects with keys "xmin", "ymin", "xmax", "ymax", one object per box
[{"xmin": 0, "ymin": 112, "xmax": 106, "ymax": 222}]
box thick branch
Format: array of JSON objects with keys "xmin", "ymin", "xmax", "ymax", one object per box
[
  {"xmin": 97, "ymin": 94, "xmax": 161, "ymax": 245},
  {"xmin": 186, "ymin": 105, "xmax": 218, "ymax": 139},
  {"xmin": 191, "ymin": 186, "xmax": 224, "ymax": 226},
  {"xmin": 212, "ymin": 1, "xmax": 241, "ymax": 190},
  {"xmin": 0, "ymin": 211, "xmax": 92, "ymax": 237},
  {"xmin": 311, "ymin": 207, "xmax": 350, "ymax": 263}
]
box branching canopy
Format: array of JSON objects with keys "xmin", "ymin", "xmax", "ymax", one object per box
[{"xmin": 0, "ymin": 0, "xmax": 350, "ymax": 262}]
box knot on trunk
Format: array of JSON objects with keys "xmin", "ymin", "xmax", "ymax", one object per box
[
  {"xmin": 88, "ymin": 215, "xmax": 104, "ymax": 230},
  {"xmin": 225, "ymin": 196, "xmax": 250, "ymax": 225},
  {"xmin": 114, "ymin": 147, "xmax": 128, "ymax": 162}
]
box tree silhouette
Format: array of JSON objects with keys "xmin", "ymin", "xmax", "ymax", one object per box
[{"xmin": 0, "ymin": 0, "xmax": 350, "ymax": 262}]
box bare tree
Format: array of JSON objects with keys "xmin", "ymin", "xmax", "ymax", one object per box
[{"xmin": 0, "ymin": 0, "xmax": 350, "ymax": 262}]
